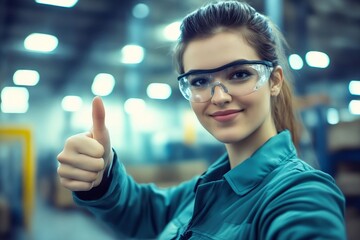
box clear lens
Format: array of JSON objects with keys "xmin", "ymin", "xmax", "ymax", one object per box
[{"xmin": 179, "ymin": 63, "xmax": 273, "ymax": 102}]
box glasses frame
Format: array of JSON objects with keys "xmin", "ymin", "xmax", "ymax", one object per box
[
  {"xmin": 177, "ymin": 59, "xmax": 274, "ymax": 102},
  {"xmin": 177, "ymin": 59, "xmax": 273, "ymax": 80}
]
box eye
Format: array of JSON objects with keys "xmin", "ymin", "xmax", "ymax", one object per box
[
  {"xmin": 189, "ymin": 76, "xmax": 210, "ymax": 88},
  {"xmin": 230, "ymin": 70, "xmax": 252, "ymax": 81}
]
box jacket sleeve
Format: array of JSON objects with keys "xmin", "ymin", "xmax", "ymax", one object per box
[
  {"xmin": 260, "ymin": 170, "xmax": 347, "ymax": 240},
  {"xmin": 73, "ymin": 152, "xmax": 198, "ymax": 239}
]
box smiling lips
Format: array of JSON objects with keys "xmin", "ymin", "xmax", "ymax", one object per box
[{"xmin": 210, "ymin": 109, "xmax": 243, "ymax": 122}]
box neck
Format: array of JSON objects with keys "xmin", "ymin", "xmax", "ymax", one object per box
[{"xmin": 225, "ymin": 120, "xmax": 278, "ymax": 169}]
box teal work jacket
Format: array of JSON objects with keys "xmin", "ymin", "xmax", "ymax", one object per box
[{"xmin": 73, "ymin": 130, "xmax": 346, "ymax": 239}]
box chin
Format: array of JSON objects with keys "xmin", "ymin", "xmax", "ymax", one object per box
[{"xmin": 211, "ymin": 131, "xmax": 247, "ymax": 144}]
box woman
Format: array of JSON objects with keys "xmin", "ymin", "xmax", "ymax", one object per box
[{"xmin": 57, "ymin": 1, "xmax": 346, "ymax": 239}]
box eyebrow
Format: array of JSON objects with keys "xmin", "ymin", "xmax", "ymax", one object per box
[{"xmin": 178, "ymin": 59, "xmax": 273, "ymax": 80}]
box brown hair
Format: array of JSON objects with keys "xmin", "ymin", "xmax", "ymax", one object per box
[{"xmin": 173, "ymin": 0, "xmax": 300, "ymax": 147}]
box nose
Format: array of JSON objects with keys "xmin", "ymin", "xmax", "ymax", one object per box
[{"xmin": 210, "ymin": 82, "xmax": 231, "ymax": 105}]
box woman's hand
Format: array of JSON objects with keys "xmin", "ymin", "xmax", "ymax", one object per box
[{"xmin": 57, "ymin": 96, "xmax": 113, "ymax": 191}]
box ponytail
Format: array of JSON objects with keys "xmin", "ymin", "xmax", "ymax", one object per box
[{"xmin": 268, "ymin": 21, "xmax": 301, "ymax": 148}]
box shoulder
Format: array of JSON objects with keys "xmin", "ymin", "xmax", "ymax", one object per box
[
  {"xmin": 263, "ymin": 157, "xmax": 345, "ymax": 213},
  {"xmin": 257, "ymin": 159, "xmax": 347, "ymax": 239}
]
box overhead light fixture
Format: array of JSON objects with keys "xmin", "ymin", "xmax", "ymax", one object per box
[
  {"xmin": 91, "ymin": 73, "xmax": 115, "ymax": 96},
  {"xmin": 24, "ymin": 33, "xmax": 58, "ymax": 52},
  {"xmin": 121, "ymin": 45, "xmax": 144, "ymax": 64},
  {"xmin": 124, "ymin": 98, "xmax": 146, "ymax": 115},
  {"xmin": 61, "ymin": 96, "xmax": 82, "ymax": 112},
  {"xmin": 305, "ymin": 51, "xmax": 330, "ymax": 68},
  {"xmin": 349, "ymin": 80, "xmax": 360, "ymax": 95},
  {"xmin": 1, "ymin": 87, "xmax": 29, "ymax": 113},
  {"xmin": 349, "ymin": 100, "xmax": 360, "ymax": 115},
  {"xmin": 132, "ymin": 3, "xmax": 149, "ymax": 19},
  {"xmin": 147, "ymin": 83, "xmax": 172, "ymax": 100},
  {"xmin": 288, "ymin": 54, "xmax": 303, "ymax": 70},
  {"xmin": 35, "ymin": 0, "xmax": 78, "ymax": 8},
  {"xmin": 13, "ymin": 70, "xmax": 40, "ymax": 86},
  {"xmin": 163, "ymin": 21, "xmax": 181, "ymax": 41}
]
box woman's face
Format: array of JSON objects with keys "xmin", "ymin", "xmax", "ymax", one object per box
[{"xmin": 182, "ymin": 31, "xmax": 279, "ymax": 144}]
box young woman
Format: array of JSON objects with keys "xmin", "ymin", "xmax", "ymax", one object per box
[{"xmin": 57, "ymin": 1, "xmax": 346, "ymax": 239}]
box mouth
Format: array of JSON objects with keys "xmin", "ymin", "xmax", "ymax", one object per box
[{"xmin": 210, "ymin": 109, "xmax": 244, "ymax": 122}]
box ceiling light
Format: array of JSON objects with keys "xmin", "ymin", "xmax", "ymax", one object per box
[
  {"xmin": 121, "ymin": 45, "xmax": 144, "ymax": 64},
  {"xmin": 91, "ymin": 73, "xmax": 115, "ymax": 96},
  {"xmin": 35, "ymin": 0, "xmax": 78, "ymax": 8},
  {"xmin": 61, "ymin": 96, "xmax": 82, "ymax": 112},
  {"xmin": 305, "ymin": 51, "xmax": 330, "ymax": 68},
  {"xmin": 132, "ymin": 3, "xmax": 149, "ymax": 19},
  {"xmin": 1, "ymin": 87, "xmax": 29, "ymax": 113},
  {"xmin": 147, "ymin": 83, "xmax": 172, "ymax": 100},
  {"xmin": 349, "ymin": 100, "xmax": 360, "ymax": 115},
  {"xmin": 24, "ymin": 33, "xmax": 58, "ymax": 52},
  {"xmin": 349, "ymin": 80, "xmax": 360, "ymax": 95},
  {"xmin": 288, "ymin": 54, "xmax": 303, "ymax": 70},
  {"xmin": 13, "ymin": 70, "xmax": 40, "ymax": 86},
  {"xmin": 163, "ymin": 21, "xmax": 181, "ymax": 41},
  {"xmin": 124, "ymin": 98, "xmax": 146, "ymax": 115}
]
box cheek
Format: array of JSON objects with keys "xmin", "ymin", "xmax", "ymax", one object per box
[
  {"xmin": 190, "ymin": 102, "xmax": 203, "ymax": 118},
  {"xmin": 241, "ymin": 89, "xmax": 272, "ymax": 115},
  {"xmin": 190, "ymin": 102, "xmax": 208, "ymax": 125}
]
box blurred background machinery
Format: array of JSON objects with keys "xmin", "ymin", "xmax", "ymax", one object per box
[{"xmin": 0, "ymin": 0, "xmax": 360, "ymax": 239}]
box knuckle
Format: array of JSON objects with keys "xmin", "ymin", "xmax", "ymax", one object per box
[
  {"xmin": 59, "ymin": 177, "xmax": 69, "ymax": 188},
  {"xmin": 57, "ymin": 150, "xmax": 73, "ymax": 164},
  {"xmin": 56, "ymin": 166, "xmax": 63, "ymax": 176},
  {"xmin": 64, "ymin": 134, "xmax": 83, "ymax": 149},
  {"xmin": 57, "ymin": 165, "xmax": 69, "ymax": 178},
  {"xmin": 95, "ymin": 158, "xmax": 105, "ymax": 171},
  {"xmin": 56, "ymin": 152, "xmax": 65, "ymax": 162},
  {"xmin": 65, "ymin": 135, "xmax": 77, "ymax": 146},
  {"xmin": 64, "ymin": 138, "xmax": 73, "ymax": 149}
]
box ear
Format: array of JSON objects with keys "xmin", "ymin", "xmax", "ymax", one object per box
[{"xmin": 269, "ymin": 66, "xmax": 284, "ymax": 96}]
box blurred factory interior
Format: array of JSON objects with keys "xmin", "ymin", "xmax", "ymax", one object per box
[{"xmin": 0, "ymin": 0, "xmax": 360, "ymax": 239}]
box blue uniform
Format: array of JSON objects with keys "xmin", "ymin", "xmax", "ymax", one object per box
[{"xmin": 74, "ymin": 130, "xmax": 346, "ymax": 239}]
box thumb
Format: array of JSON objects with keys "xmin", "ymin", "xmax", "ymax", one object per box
[
  {"xmin": 91, "ymin": 96, "xmax": 113, "ymax": 180},
  {"xmin": 91, "ymin": 96, "xmax": 111, "ymax": 163},
  {"xmin": 92, "ymin": 96, "xmax": 106, "ymax": 140}
]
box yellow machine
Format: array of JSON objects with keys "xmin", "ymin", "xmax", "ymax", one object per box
[{"xmin": 0, "ymin": 127, "xmax": 35, "ymax": 233}]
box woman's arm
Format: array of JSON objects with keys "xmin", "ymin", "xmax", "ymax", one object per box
[
  {"xmin": 73, "ymin": 152, "xmax": 197, "ymax": 239},
  {"xmin": 261, "ymin": 171, "xmax": 346, "ymax": 240}
]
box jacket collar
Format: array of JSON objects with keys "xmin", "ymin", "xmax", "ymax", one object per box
[{"xmin": 194, "ymin": 130, "xmax": 297, "ymax": 196}]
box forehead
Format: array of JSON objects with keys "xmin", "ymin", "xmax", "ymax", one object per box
[{"xmin": 183, "ymin": 31, "xmax": 260, "ymax": 72}]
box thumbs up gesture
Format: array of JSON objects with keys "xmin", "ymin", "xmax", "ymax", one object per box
[{"xmin": 57, "ymin": 97, "xmax": 113, "ymax": 191}]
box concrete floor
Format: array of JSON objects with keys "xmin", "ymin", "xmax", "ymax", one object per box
[
  {"xmin": 31, "ymin": 200, "xmax": 117, "ymax": 240},
  {"xmin": 2, "ymin": 197, "xmax": 118, "ymax": 240}
]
